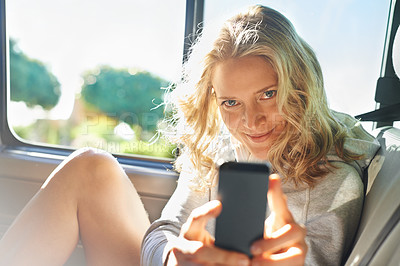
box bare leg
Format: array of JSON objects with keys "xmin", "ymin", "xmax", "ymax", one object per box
[{"xmin": 0, "ymin": 148, "xmax": 150, "ymax": 266}]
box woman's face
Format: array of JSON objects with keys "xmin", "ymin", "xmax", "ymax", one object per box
[{"xmin": 212, "ymin": 55, "xmax": 286, "ymax": 160}]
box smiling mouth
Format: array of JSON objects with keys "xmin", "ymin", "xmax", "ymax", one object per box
[{"xmin": 245, "ymin": 128, "xmax": 275, "ymax": 143}]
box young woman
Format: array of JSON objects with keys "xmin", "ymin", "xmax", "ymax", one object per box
[
  {"xmin": 141, "ymin": 5, "xmax": 380, "ymax": 266},
  {"xmin": 0, "ymin": 5, "xmax": 378, "ymax": 266}
]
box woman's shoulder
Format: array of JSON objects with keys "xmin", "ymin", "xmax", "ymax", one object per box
[
  {"xmin": 330, "ymin": 110, "xmax": 380, "ymax": 157},
  {"xmin": 328, "ymin": 110, "xmax": 380, "ymax": 176},
  {"xmin": 320, "ymin": 161, "xmax": 363, "ymax": 196},
  {"xmin": 308, "ymin": 162, "xmax": 364, "ymax": 217}
]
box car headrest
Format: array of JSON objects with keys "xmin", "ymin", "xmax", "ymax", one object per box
[{"xmin": 393, "ymin": 25, "xmax": 400, "ymax": 78}]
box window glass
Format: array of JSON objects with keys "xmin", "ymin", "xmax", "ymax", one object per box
[
  {"xmin": 204, "ymin": 0, "xmax": 390, "ymax": 133},
  {"xmin": 6, "ymin": 0, "xmax": 186, "ymax": 158}
]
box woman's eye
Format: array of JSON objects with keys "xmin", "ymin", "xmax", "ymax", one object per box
[
  {"xmin": 262, "ymin": 90, "xmax": 277, "ymax": 99},
  {"xmin": 222, "ymin": 99, "xmax": 238, "ymax": 107}
]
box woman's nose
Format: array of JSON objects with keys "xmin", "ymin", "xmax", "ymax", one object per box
[{"xmin": 242, "ymin": 104, "xmax": 266, "ymax": 130}]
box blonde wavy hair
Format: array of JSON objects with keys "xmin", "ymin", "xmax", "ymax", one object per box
[{"xmin": 163, "ymin": 5, "xmax": 361, "ymax": 189}]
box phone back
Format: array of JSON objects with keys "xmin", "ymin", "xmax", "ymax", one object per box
[{"xmin": 215, "ymin": 161, "xmax": 270, "ymax": 257}]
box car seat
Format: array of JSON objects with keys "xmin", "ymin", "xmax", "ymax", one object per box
[{"xmin": 344, "ymin": 21, "xmax": 400, "ymax": 266}]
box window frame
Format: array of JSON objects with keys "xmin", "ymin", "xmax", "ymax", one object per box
[
  {"xmin": 354, "ymin": 0, "xmax": 400, "ymax": 127},
  {"xmin": 3, "ymin": 0, "xmax": 396, "ymax": 166},
  {"xmin": 0, "ymin": 0, "xmax": 204, "ymax": 169},
  {"xmin": 375, "ymin": 0, "xmax": 400, "ymax": 128}
]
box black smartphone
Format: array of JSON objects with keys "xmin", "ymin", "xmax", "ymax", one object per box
[{"xmin": 214, "ymin": 161, "xmax": 270, "ymax": 257}]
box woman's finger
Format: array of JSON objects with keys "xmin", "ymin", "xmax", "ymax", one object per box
[
  {"xmin": 180, "ymin": 200, "xmax": 222, "ymax": 242},
  {"xmin": 251, "ymin": 244, "xmax": 306, "ymax": 266},
  {"xmin": 251, "ymin": 222, "xmax": 307, "ymax": 255},
  {"xmin": 171, "ymin": 240, "xmax": 250, "ymax": 266},
  {"xmin": 267, "ymin": 174, "xmax": 295, "ymax": 226}
]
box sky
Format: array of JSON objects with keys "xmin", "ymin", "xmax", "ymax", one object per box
[
  {"xmin": 203, "ymin": 0, "xmax": 390, "ymax": 119},
  {"xmin": 6, "ymin": 0, "xmax": 186, "ymax": 122},
  {"xmin": 6, "ymin": 0, "xmax": 391, "ymax": 130}
]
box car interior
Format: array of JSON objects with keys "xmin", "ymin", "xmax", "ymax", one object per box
[
  {"xmin": 1, "ymin": 0, "xmax": 399, "ymax": 265},
  {"xmin": 343, "ymin": 2, "xmax": 400, "ymax": 263}
]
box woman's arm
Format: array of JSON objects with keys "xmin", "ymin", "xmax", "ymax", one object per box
[
  {"xmin": 142, "ymin": 172, "xmax": 308, "ymax": 265},
  {"xmin": 141, "ymin": 169, "xmax": 210, "ymax": 265}
]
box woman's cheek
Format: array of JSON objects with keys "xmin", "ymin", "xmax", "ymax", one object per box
[{"xmin": 221, "ymin": 112, "xmax": 241, "ymax": 132}]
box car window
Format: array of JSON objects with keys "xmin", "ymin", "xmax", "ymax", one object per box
[
  {"xmin": 6, "ymin": 0, "xmax": 186, "ymax": 158},
  {"xmin": 204, "ymin": 0, "xmax": 391, "ymax": 132},
  {"xmin": 5, "ymin": 0, "xmax": 392, "ymax": 159}
]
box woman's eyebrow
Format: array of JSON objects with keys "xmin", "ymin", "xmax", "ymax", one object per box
[
  {"xmin": 255, "ymin": 84, "xmax": 278, "ymax": 94},
  {"xmin": 216, "ymin": 84, "xmax": 278, "ymax": 100},
  {"xmin": 216, "ymin": 95, "xmax": 236, "ymax": 100}
]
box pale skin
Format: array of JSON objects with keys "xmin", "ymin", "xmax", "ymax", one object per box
[
  {"xmin": 166, "ymin": 175, "xmax": 307, "ymax": 266},
  {"xmin": 213, "ymin": 55, "xmax": 286, "ymax": 160},
  {"xmin": 165, "ymin": 56, "xmax": 307, "ymax": 265},
  {"xmin": 0, "ymin": 148, "xmax": 151, "ymax": 266},
  {"xmin": 0, "ymin": 55, "xmax": 307, "ymax": 265}
]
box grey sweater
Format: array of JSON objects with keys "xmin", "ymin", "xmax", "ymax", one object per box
[{"xmin": 141, "ymin": 112, "xmax": 380, "ymax": 266}]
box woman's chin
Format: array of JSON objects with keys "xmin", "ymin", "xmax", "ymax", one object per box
[{"xmin": 248, "ymin": 148, "xmax": 269, "ymax": 161}]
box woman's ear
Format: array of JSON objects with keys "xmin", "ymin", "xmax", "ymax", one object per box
[
  {"xmin": 211, "ymin": 88, "xmax": 218, "ymax": 103},
  {"xmin": 211, "ymin": 87, "xmax": 216, "ymax": 96}
]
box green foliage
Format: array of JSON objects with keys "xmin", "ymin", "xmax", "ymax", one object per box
[
  {"xmin": 9, "ymin": 42, "xmax": 175, "ymax": 158},
  {"xmin": 67, "ymin": 114, "xmax": 176, "ymax": 158},
  {"xmin": 14, "ymin": 115, "xmax": 176, "ymax": 159},
  {"xmin": 81, "ymin": 66, "xmax": 168, "ymax": 131},
  {"xmin": 9, "ymin": 39, "xmax": 61, "ymax": 109}
]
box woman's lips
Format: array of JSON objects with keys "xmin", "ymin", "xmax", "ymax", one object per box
[{"xmin": 245, "ymin": 128, "xmax": 274, "ymax": 143}]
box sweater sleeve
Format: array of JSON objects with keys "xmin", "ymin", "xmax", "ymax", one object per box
[{"xmin": 140, "ymin": 169, "xmax": 210, "ymax": 266}]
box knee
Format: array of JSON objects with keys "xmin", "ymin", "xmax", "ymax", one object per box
[
  {"xmin": 50, "ymin": 148, "xmax": 127, "ymax": 190},
  {"xmin": 67, "ymin": 147, "xmax": 118, "ymax": 169},
  {"xmin": 71, "ymin": 147, "xmax": 125, "ymax": 180}
]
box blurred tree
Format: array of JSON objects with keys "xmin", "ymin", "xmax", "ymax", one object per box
[
  {"xmin": 81, "ymin": 66, "xmax": 168, "ymax": 131},
  {"xmin": 9, "ymin": 39, "xmax": 61, "ymax": 109}
]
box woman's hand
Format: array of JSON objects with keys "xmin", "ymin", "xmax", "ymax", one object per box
[
  {"xmin": 165, "ymin": 174, "xmax": 307, "ymax": 266},
  {"xmin": 250, "ymin": 174, "xmax": 308, "ymax": 265},
  {"xmin": 166, "ymin": 200, "xmax": 251, "ymax": 266}
]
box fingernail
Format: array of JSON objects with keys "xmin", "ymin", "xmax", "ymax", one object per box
[
  {"xmin": 251, "ymin": 245, "xmax": 262, "ymax": 255},
  {"xmin": 238, "ymin": 258, "xmax": 249, "ymax": 266}
]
